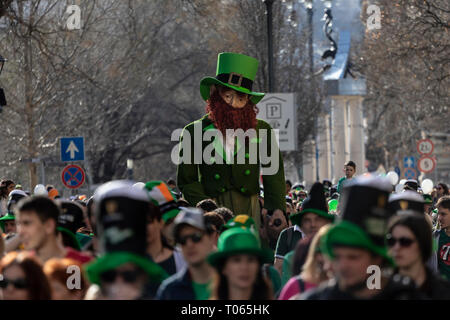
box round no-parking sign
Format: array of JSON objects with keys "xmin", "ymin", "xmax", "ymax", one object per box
[
  {"xmin": 418, "ymin": 156, "xmax": 436, "ymax": 174},
  {"xmin": 62, "ymin": 164, "xmax": 85, "ymax": 189}
]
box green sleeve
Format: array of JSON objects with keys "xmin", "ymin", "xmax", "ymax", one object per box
[
  {"xmin": 176, "ymin": 125, "xmax": 209, "ymax": 206},
  {"xmin": 337, "ymin": 177, "xmax": 346, "ymax": 193},
  {"xmin": 259, "ymin": 120, "xmax": 286, "ymax": 212},
  {"xmin": 267, "ymin": 265, "xmax": 281, "ymax": 297},
  {"xmin": 281, "ymin": 250, "xmax": 294, "ymax": 287}
]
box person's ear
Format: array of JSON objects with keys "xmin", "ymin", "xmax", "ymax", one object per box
[{"xmin": 44, "ymin": 219, "xmax": 56, "ymax": 235}]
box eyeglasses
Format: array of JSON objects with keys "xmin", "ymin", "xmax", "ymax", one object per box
[
  {"xmin": 0, "ymin": 277, "xmax": 28, "ymax": 289},
  {"xmin": 176, "ymin": 232, "xmax": 204, "ymax": 245},
  {"xmin": 100, "ymin": 270, "xmax": 139, "ymax": 283},
  {"xmin": 386, "ymin": 235, "xmax": 415, "ymax": 248}
]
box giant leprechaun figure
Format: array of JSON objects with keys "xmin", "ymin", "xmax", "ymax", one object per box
[{"xmin": 177, "ymin": 52, "xmax": 286, "ymax": 231}]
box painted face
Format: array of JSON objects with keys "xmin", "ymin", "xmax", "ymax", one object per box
[
  {"xmin": 387, "ymin": 225, "xmax": 421, "ymax": 269},
  {"xmin": 222, "ymin": 254, "xmax": 259, "ymax": 291},
  {"xmin": 218, "ymin": 87, "xmax": 249, "ymax": 109}
]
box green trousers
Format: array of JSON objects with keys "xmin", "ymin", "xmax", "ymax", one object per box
[{"xmin": 214, "ymin": 190, "xmax": 261, "ymax": 230}]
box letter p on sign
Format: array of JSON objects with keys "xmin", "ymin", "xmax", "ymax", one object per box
[{"xmin": 66, "ymin": 5, "xmax": 81, "ymax": 30}]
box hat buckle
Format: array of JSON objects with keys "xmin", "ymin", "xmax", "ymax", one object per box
[{"xmin": 228, "ymin": 72, "xmax": 243, "ymax": 87}]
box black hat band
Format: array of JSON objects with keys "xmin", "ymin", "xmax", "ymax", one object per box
[{"xmin": 216, "ymin": 73, "xmax": 253, "ymax": 91}]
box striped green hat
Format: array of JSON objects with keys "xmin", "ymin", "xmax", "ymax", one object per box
[{"xmin": 145, "ymin": 181, "xmax": 180, "ymax": 222}]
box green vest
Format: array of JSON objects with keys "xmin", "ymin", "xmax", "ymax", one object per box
[{"xmin": 177, "ymin": 114, "xmax": 286, "ymax": 212}]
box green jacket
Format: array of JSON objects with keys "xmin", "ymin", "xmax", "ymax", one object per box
[{"xmin": 177, "ymin": 114, "xmax": 286, "ymax": 212}]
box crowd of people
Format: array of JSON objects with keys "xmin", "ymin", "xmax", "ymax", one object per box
[{"xmin": 0, "ymin": 163, "xmax": 449, "ymax": 300}]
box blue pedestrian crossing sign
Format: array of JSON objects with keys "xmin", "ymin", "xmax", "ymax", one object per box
[
  {"xmin": 60, "ymin": 137, "xmax": 84, "ymax": 162},
  {"xmin": 403, "ymin": 156, "xmax": 415, "ymax": 168}
]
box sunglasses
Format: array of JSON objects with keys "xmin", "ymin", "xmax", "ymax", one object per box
[
  {"xmin": 100, "ymin": 270, "xmax": 139, "ymax": 283},
  {"xmin": 386, "ymin": 235, "xmax": 415, "ymax": 248},
  {"xmin": 176, "ymin": 232, "xmax": 204, "ymax": 245},
  {"xmin": 0, "ymin": 277, "xmax": 28, "ymax": 289}
]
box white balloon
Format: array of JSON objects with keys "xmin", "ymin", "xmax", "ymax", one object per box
[
  {"xmin": 386, "ymin": 171, "xmax": 399, "ymax": 185},
  {"xmin": 132, "ymin": 182, "xmax": 145, "ymax": 189},
  {"xmin": 34, "ymin": 184, "xmax": 47, "ymax": 195},
  {"xmin": 421, "ymin": 179, "xmax": 434, "ymax": 194},
  {"xmin": 399, "ymin": 179, "xmax": 407, "ymax": 185},
  {"xmin": 395, "ymin": 184, "xmax": 404, "ymax": 193}
]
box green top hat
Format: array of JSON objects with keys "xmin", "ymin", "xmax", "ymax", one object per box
[
  {"xmin": 0, "ymin": 212, "xmax": 15, "ymax": 233},
  {"xmin": 207, "ymin": 228, "xmax": 273, "ymax": 268},
  {"xmin": 221, "ymin": 214, "xmax": 257, "ymax": 234},
  {"xmin": 200, "ymin": 53, "xmax": 265, "ymax": 105}
]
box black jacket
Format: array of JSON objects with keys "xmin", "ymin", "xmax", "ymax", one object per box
[
  {"xmin": 301, "ymin": 275, "xmax": 425, "ymax": 300},
  {"xmin": 155, "ymin": 267, "xmax": 196, "ymax": 300},
  {"xmin": 418, "ymin": 267, "xmax": 450, "ymax": 300}
]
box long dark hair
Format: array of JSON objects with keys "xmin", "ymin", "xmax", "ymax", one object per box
[
  {"xmin": 0, "ymin": 180, "xmax": 14, "ymax": 199},
  {"xmin": 0, "ymin": 251, "xmax": 52, "ymax": 300},
  {"xmin": 387, "ymin": 213, "xmax": 433, "ymax": 263},
  {"xmin": 291, "ymin": 236, "xmax": 313, "ymax": 276},
  {"xmin": 211, "ymin": 256, "xmax": 274, "ymax": 300},
  {"xmin": 438, "ymin": 183, "xmax": 449, "ymax": 196}
]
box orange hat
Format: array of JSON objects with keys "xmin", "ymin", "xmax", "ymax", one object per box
[
  {"xmin": 78, "ymin": 195, "xmax": 87, "ymax": 201},
  {"xmin": 48, "ymin": 188, "xmax": 59, "ymax": 200}
]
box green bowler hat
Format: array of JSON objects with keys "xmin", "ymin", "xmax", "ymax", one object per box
[
  {"xmin": 200, "ymin": 52, "xmax": 265, "ymax": 105},
  {"xmin": 0, "ymin": 212, "xmax": 15, "ymax": 233},
  {"xmin": 207, "ymin": 228, "xmax": 273, "ymax": 268}
]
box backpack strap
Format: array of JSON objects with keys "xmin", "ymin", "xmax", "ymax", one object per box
[{"xmin": 296, "ymin": 276, "xmax": 305, "ymax": 293}]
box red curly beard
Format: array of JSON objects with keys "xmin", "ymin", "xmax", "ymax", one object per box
[{"xmin": 205, "ymin": 90, "xmax": 258, "ymax": 135}]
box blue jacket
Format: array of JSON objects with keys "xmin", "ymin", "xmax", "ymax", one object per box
[{"xmin": 155, "ymin": 267, "xmax": 196, "ymax": 300}]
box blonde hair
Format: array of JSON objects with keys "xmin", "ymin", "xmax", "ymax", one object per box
[{"xmin": 300, "ymin": 224, "xmax": 332, "ymax": 284}]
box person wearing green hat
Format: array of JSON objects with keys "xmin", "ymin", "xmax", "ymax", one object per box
[
  {"xmin": 84, "ymin": 180, "xmax": 168, "ymax": 300},
  {"xmin": 222, "ymin": 214, "xmax": 282, "ymax": 296},
  {"xmin": 303, "ymin": 176, "xmax": 423, "ymax": 300},
  {"xmin": 275, "ymin": 183, "xmax": 334, "ymax": 277},
  {"xmin": 0, "ymin": 190, "xmax": 28, "ymax": 236},
  {"xmin": 423, "ymin": 193, "xmax": 433, "ymax": 216},
  {"xmin": 208, "ymin": 227, "xmax": 274, "ymax": 300},
  {"xmin": 177, "ymin": 52, "xmax": 287, "ymax": 233}
]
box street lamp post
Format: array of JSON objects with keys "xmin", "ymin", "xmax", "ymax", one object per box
[
  {"xmin": 263, "ymin": 0, "xmax": 275, "ymax": 92},
  {"xmin": 127, "ymin": 159, "xmax": 134, "ymax": 181}
]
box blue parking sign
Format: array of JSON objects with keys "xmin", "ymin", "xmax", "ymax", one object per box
[{"xmin": 403, "ymin": 156, "xmax": 415, "ymax": 168}]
